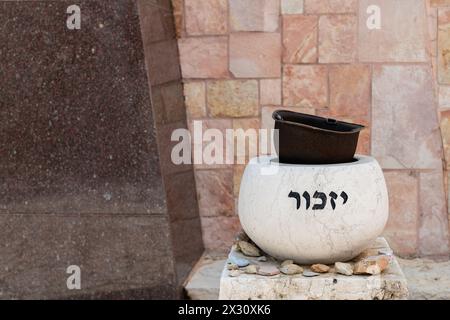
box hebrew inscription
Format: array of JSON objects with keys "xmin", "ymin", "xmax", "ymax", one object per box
[{"xmin": 288, "ymin": 191, "xmax": 349, "ymax": 211}]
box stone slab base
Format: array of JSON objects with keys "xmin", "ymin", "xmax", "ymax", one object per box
[{"xmin": 219, "ymin": 238, "xmax": 408, "ymax": 300}]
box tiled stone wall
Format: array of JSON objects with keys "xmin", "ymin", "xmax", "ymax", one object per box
[{"xmin": 174, "ymin": 0, "xmax": 450, "ymax": 257}]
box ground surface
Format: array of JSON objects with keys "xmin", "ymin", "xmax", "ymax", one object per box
[{"xmin": 398, "ymin": 258, "xmax": 450, "ymax": 300}]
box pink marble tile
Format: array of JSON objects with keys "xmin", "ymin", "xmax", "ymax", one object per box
[
  {"xmin": 229, "ymin": 0, "xmax": 280, "ymax": 32},
  {"xmin": 431, "ymin": 0, "xmax": 450, "ymax": 6},
  {"xmin": 230, "ymin": 33, "xmax": 281, "ymax": 78},
  {"xmin": 171, "ymin": 0, "xmax": 184, "ymax": 37},
  {"xmin": 260, "ymin": 79, "xmax": 282, "ymax": 106},
  {"xmin": 281, "ymin": 0, "xmax": 304, "ymax": 14},
  {"xmin": 355, "ymin": 123, "xmax": 371, "ymax": 155},
  {"xmin": 189, "ymin": 119, "xmax": 234, "ymax": 170},
  {"xmin": 233, "ymin": 164, "xmax": 246, "ymax": 197},
  {"xmin": 328, "ymin": 64, "xmax": 371, "ymax": 117},
  {"xmin": 201, "ymin": 216, "xmax": 241, "ymax": 252},
  {"xmin": 283, "ymin": 65, "xmax": 328, "ymax": 108},
  {"xmin": 438, "ymin": 8, "xmax": 450, "ymax": 83},
  {"xmin": 178, "ymin": 37, "xmax": 228, "ymax": 79},
  {"xmin": 383, "ymin": 170, "xmax": 420, "ymax": 257},
  {"xmin": 233, "ymin": 118, "xmax": 261, "ymax": 164},
  {"xmin": 319, "ymin": 14, "xmax": 357, "ymax": 63},
  {"xmin": 195, "ymin": 169, "xmax": 234, "ymax": 217},
  {"xmin": 282, "ymin": 15, "xmax": 318, "ymax": 63},
  {"xmin": 439, "ymin": 86, "xmax": 450, "ymax": 109},
  {"xmin": 184, "ymin": 81, "xmax": 206, "ymax": 119},
  {"xmin": 304, "ymin": 0, "xmax": 357, "ymax": 13},
  {"xmin": 233, "ymin": 118, "xmax": 260, "ymax": 165},
  {"xmin": 440, "ymin": 110, "xmax": 450, "ymax": 167},
  {"xmin": 372, "ymin": 65, "xmax": 443, "ymax": 169},
  {"xmin": 185, "ymin": 0, "xmax": 228, "ymax": 35},
  {"xmin": 358, "ymin": 0, "xmax": 428, "ymax": 62}
]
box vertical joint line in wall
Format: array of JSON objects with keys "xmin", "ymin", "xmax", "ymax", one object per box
[
  {"xmin": 227, "ymin": 34, "xmax": 232, "ymax": 79},
  {"xmin": 181, "ymin": 0, "xmax": 187, "ymax": 36},
  {"xmin": 356, "ymin": 0, "xmax": 360, "ymax": 63},
  {"xmin": 257, "ymin": 79, "xmax": 261, "ymax": 117},
  {"xmin": 205, "ymin": 80, "xmax": 210, "ymax": 118},
  {"xmin": 326, "ymin": 64, "xmax": 330, "ymax": 109},
  {"xmin": 369, "ymin": 64, "xmax": 373, "ymax": 154},
  {"xmin": 316, "ymin": 14, "xmax": 320, "ymax": 64},
  {"xmin": 416, "ymin": 170, "xmax": 421, "ymax": 254},
  {"xmin": 437, "ymin": 8, "xmax": 440, "ymax": 84},
  {"xmin": 429, "ymin": 6, "xmax": 446, "ymax": 172},
  {"xmin": 226, "ymin": 0, "xmax": 231, "ymax": 79}
]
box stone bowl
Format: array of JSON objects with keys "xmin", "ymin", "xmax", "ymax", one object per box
[{"xmin": 238, "ymin": 155, "xmax": 389, "ymax": 264}]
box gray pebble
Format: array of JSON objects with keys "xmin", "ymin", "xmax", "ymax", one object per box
[
  {"xmin": 303, "ymin": 270, "xmax": 320, "ymax": 277},
  {"xmin": 228, "ymin": 251, "xmax": 250, "ymax": 267}
]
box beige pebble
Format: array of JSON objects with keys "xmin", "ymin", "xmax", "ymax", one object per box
[
  {"xmin": 281, "ymin": 259, "xmax": 294, "ymax": 267},
  {"xmin": 334, "ymin": 262, "xmax": 353, "ymax": 276},
  {"xmin": 354, "ymin": 255, "xmax": 391, "ymax": 275},
  {"xmin": 242, "ymin": 265, "xmax": 259, "ymax": 274},
  {"xmin": 311, "ymin": 264, "xmax": 330, "ymax": 273},
  {"xmin": 238, "ymin": 240, "xmax": 261, "ymax": 257},
  {"xmin": 280, "ymin": 264, "xmax": 303, "ymax": 275},
  {"xmin": 257, "ymin": 265, "xmax": 280, "ymax": 276}
]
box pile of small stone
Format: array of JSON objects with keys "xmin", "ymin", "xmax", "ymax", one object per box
[
  {"xmin": 227, "ymin": 232, "xmax": 393, "ymax": 278},
  {"xmin": 227, "ymin": 239, "xmax": 280, "ymax": 277}
]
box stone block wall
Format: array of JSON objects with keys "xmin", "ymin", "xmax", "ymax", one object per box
[{"xmin": 173, "ymin": 0, "xmax": 450, "ymax": 258}]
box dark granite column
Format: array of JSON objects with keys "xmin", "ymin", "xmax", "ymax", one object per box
[{"xmin": 0, "ymin": 0, "xmax": 203, "ymax": 299}]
